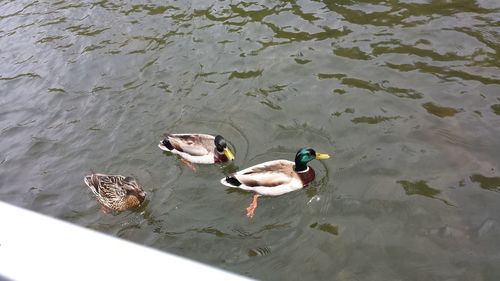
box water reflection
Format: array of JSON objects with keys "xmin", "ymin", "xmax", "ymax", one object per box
[
  {"xmin": 397, "ymin": 180, "xmax": 453, "ymax": 206},
  {"xmin": 228, "ymin": 69, "xmax": 263, "ymax": 79},
  {"xmin": 351, "ymin": 116, "xmax": 399, "ymax": 124},
  {"xmin": 422, "ymin": 102, "xmax": 462, "ymax": 118},
  {"xmin": 247, "ymin": 246, "xmax": 272, "ymax": 257},
  {"xmin": 317, "ymin": 72, "xmax": 422, "ymax": 99},
  {"xmin": 491, "ymin": 104, "xmax": 500, "ymax": 115},
  {"xmin": 470, "ymin": 174, "xmax": 500, "ymax": 192},
  {"xmin": 310, "ymin": 222, "xmax": 339, "ymax": 236},
  {"xmin": 1, "ymin": 0, "xmax": 500, "ymax": 279}
]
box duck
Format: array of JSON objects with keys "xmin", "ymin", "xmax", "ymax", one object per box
[
  {"xmin": 158, "ymin": 133, "xmax": 235, "ymax": 171},
  {"xmin": 220, "ymin": 148, "xmax": 330, "ymax": 218},
  {"xmin": 83, "ymin": 173, "xmax": 146, "ymax": 212}
]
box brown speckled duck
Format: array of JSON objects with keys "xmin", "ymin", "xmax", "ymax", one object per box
[
  {"xmin": 220, "ymin": 148, "xmax": 330, "ymax": 218},
  {"xmin": 158, "ymin": 133, "xmax": 235, "ymax": 171},
  {"xmin": 84, "ymin": 173, "xmax": 146, "ymax": 212}
]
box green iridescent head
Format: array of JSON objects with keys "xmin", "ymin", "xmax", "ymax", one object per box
[
  {"xmin": 214, "ymin": 135, "xmax": 235, "ymax": 161},
  {"xmin": 294, "ymin": 148, "xmax": 330, "ymax": 172}
]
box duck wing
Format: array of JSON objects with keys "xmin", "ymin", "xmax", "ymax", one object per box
[
  {"xmin": 98, "ymin": 178, "xmax": 127, "ymax": 198},
  {"xmin": 84, "ymin": 174, "xmax": 127, "ymax": 207},
  {"xmin": 167, "ymin": 134, "xmax": 214, "ymax": 156},
  {"xmin": 227, "ymin": 160, "xmax": 298, "ymax": 188}
]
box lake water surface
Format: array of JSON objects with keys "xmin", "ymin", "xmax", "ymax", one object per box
[{"xmin": 1, "ymin": 0, "xmax": 500, "ymax": 280}]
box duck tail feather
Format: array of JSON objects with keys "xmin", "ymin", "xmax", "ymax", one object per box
[{"xmin": 223, "ymin": 176, "xmax": 241, "ymax": 187}]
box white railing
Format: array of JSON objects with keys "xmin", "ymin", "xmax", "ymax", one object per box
[{"xmin": 0, "ymin": 201, "xmax": 252, "ymax": 281}]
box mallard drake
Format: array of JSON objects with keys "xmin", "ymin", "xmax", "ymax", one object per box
[
  {"xmin": 220, "ymin": 148, "xmax": 330, "ymax": 218},
  {"xmin": 83, "ymin": 173, "xmax": 146, "ymax": 212},
  {"xmin": 158, "ymin": 133, "xmax": 235, "ymax": 171}
]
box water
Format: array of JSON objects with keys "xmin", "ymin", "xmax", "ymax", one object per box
[{"xmin": 1, "ymin": 0, "xmax": 500, "ymax": 279}]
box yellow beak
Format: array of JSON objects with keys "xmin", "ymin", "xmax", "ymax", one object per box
[
  {"xmin": 223, "ymin": 147, "xmax": 235, "ymax": 161},
  {"xmin": 315, "ymin": 152, "xmax": 330, "ymax": 160}
]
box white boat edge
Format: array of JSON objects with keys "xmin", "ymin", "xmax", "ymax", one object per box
[{"xmin": 0, "ymin": 201, "xmax": 253, "ymax": 281}]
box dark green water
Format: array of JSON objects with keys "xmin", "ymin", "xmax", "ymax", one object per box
[{"xmin": 1, "ymin": 0, "xmax": 500, "ymax": 279}]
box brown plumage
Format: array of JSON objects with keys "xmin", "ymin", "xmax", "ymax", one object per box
[
  {"xmin": 220, "ymin": 148, "xmax": 330, "ymax": 218},
  {"xmin": 221, "ymin": 160, "xmax": 312, "ymax": 195},
  {"xmin": 84, "ymin": 173, "xmax": 146, "ymax": 212},
  {"xmin": 166, "ymin": 134, "xmax": 214, "ymax": 155},
  {"xmin": 158, "ymin": 133, "xmax": 235, "ymax": 167}
]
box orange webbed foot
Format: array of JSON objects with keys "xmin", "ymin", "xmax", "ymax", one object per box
[
  {"xmin": 100, "ymin": 205, "xmax": 111, "ymax": 214},
  {"xmin": 246, "ymin": 195, "xmax": 261, "ymax": 218},
  {"xmin": 180, "ymin": 158, "xmax": 197, "ymax": 172}
]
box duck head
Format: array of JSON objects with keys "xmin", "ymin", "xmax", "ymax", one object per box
[
  {"xmin": 214, "ymin": 135, "xmax": 235, "ymax": 161},
  {"xmin": 294, "ymin": 148, "xmax": 330, "ymax": 172},
  {"xmin": 123, "ymin": 177, "xmax": 146, "ymax": 202}
]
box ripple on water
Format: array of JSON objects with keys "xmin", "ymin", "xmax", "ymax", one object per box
[
  {"xmin": 470, "ymin": 174, "xmax": 500, "ymax": 192},
  {"xmin": 397, "ymin": 180, "xmax": 453, "ymax": 206},
  {"xmin": 491, "ymin": 104, "xmax": 500, "ymax": 115},
  {"xmin": 1, "ymin": 0, "xmax": 500, "ymax": 279},
  {"xmin": 422, "ymin": 102, "xmax": 463, "ymax": 118}
]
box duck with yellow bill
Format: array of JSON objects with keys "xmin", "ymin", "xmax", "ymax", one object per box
[
  {"xmin": 158, "ymin": 133, "xmax": 235, "ymax": 171},
  {"xmin": 220, "ymin": 148, "xmax": 330, "ymax": 218}
]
